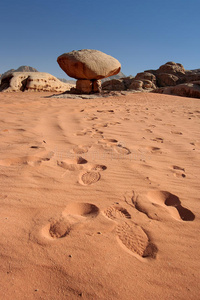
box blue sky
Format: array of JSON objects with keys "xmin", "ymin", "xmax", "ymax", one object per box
[{"xmin": 1, "ymin": 0, "xmax": 200, "ymax": 79}]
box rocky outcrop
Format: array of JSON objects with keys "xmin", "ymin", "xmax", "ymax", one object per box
[
  {"xmin": 102, "ymin": 77, "xmax": 155, "ymax": 92},
  {"xmin": 102, "ymin": 62, "xmax": 200, "ymax": 98},
  {"xmin": 144, "ymin": 62, "xmax": 186, "ymax": 87},
  {"xmin": 57, "ymin": 49, "xmax": 121, "ymax": 94},
  {"xmin": 0, "ymin": 72, "xmax": 72, "ymax": 92},
  {"xmin": 154, "ymin": 82, "xmax": 200, "ymax": 98}
]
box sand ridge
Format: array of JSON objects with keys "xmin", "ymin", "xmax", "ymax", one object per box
[{"xmin": 0, "ymin": 91, "xmax": 199, "ymax": 299}]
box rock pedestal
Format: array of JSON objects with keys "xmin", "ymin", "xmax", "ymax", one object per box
[{"xmin": 76, "ymin": 79, "xmax": 101, "ymax": 94}]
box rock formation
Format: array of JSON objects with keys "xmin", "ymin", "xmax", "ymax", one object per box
[
  {"xmin": 0, "ymin": 66, "xmax": 38, "ymax": 80},
  {"xmin": 154, "ymin": 82, "xmax": 200, "ymax": 98},
  {"xmin": 101, "ymin": 71, "xmax": 126, "ymax": 83},
  {"xmin": 0, "ymin": 72, "xmax": 73, "ymax": 92},
  {"xmin": 57, "ymin": 49, "xmax": 121, "ymax": 94},
  {"xmin": 101, "ymin": 79, "xmax": 125, "ymax": 91},
  {"xmin": 102, "ymin": 62, "xmax": 200, "ymax": 98}
]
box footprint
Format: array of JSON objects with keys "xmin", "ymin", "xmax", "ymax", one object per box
[
  {"xmin": 42, "ymin": 218, "xmax": 71, "ymax": 239},
  {"xmin": 95, "ymin": 123, "xmax": 108, "ymax": 128},
  {"xmin": 171, "ymin": 165, "xmax": 185, "ymax": 172},
  {"xmin": 43, "ymin": 203, "xmax": 99, "ymax": 239},
  {"xmin": 141, "ymin": 146, "xmax": 162, "ymax": 154},
  {"xmin": 91, "ymin": 132, "xmax": 104, "ymax": 139},
  {"xmin": 75, "ymin": 129, "xmax": 93, "ymax": 136},
  {"xmin": 72, "ymin": 145, "xmax": 89, "ymax": 154},
  {"xmin": 63, "ymin": 202, "xmax": 99, "ymax": 218},
  {"xmin": 133, "ymin": 196, "xmax": 160, "ymax": 221},
  {"xmin": 88, "ymin": 164, "xmax": 107, "ymax": 171},
  {"xmin": 151, "ymin": 137, "xmax": 164, "ymax": 143},
  {"xmin": 145, "ymin": 129, "xmax": 153, "ymax": 133},
  {"xmin": 97, "ymin": 109, "xmax": 114, "ymax": 113},
  {"xmin": 79, "ymin": 171, "xmax": 101, "ymax": 185},
  {"xmin": 57, "ymin": 156, "xmax": 87, "ymax": 171},
  {"xmin": 114, "ymin": 145, "xmax": 131, "ymax": 155},
  {"xmin": 170, "ymin": 165, "xmax": 186, "ymax": 178},
  {"xmin": 86, "ymin": 116, "xmax": 98, "ymax": 121},
  {"xmin": 100, "ymin": 138, "xmax": 118, "ymax": 144},
  {"xmin": 147, "ymin": 190, "xmax": 195, "ymax": 221},
  {"xmin": 173, "ymin": 172, "xmax": 186, "ymax": 178},
  {"xmin": 116, "ymin": 222, "xmax": 158, "ymax": 258},
  {"xmin": 30, "ymin": 146, "xmax": 40, "ymax": 149},
  {"xmin": 109, "ymin": 121, "xmax": 121, "ymax": 125},
  {"xmin": 171, "ymin": 131, "xmax": 183, "ymax": 135},
  {"xmin": 103, "ymin": 206, "xmax": 131, "ymax": 221},
  {"xmin": 75, "ymin": 131, "xmax": 87, "ymax": 136}
]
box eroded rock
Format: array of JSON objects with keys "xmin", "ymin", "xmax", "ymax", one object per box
[
  {"xmin": 0, "ymin": 72, "xmax": 72, "ymax": 92},
  {"xmin": 154, "ymin": 82, "xmax": 200, "ymax": 98}
]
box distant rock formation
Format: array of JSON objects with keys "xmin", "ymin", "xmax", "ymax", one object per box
[
  {"xmin": 102, "ymin": 62, "xmax": 200, "ymax": 98},
  {"xmin": 101, "ymin": 71, "xmax": 126, "ymax": 83},
  {"xmin": 0, "ymin": 72, "xmax": 73, "ymax": 92},
  {"xmin": 58, "ymin": 78, "xmax": 76, "ymax": 85},
  {"xmin": 57, "ymin": 49, "xmax": 121, "ymax": 94},
  {"xmin": 1, "ymin": 66, "xmax": 38, "ymax": 80}
]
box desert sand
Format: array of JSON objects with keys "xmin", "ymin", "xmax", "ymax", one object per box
[{"xmin": 0, "ymin": 91, "xmax": 199, "ymax": 299}]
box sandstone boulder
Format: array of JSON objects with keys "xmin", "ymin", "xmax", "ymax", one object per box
[
  {"xmin": 135, "ymin": 72, "xmax": 156, "ymax": 84},
  {"xmin": 156, "ymin": 73, "xmax": 179, "ymax": 87},
  {"xmin": 0, "ymin": 72, "xmax": 72, "ymax": 92},
  {"xmin": 102, "ymin": 79, "xmax": 125, "ymax": 91},
  {"xmin": 143, "ymin": 80, "xmax": 155, "ymax": 89},
  {"xmin": 122, "ymin": 76, "xmax": 135, "ymax": 89},
  {"xmin": 128, "ymin": 79, "xmax": 156, "ymax": 91},
  {"xmin": 57, "ymin": 49, "xmax": 121, "ymax": 80},
  {"xmin": 128, "ymin": 79, "xmax": 143, "ymax": 90},
  {"xmin": 157, "ymin": 61, "xmax": 185, "ymax": 76}
]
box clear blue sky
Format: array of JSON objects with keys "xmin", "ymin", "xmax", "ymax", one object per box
[{"xmin": 1, "ymin": 0, "xmax": 199, "ymax": 79}]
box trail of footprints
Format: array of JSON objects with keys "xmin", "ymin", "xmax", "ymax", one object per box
[
  {"xmin": 56, "ymin": 112, "xmax": 131, "ymax": 184},
  {"xmin": 42, "ymin": 190, "xmax": 195, "ymax": 260}
]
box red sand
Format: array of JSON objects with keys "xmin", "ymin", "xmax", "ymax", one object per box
[{"xmin": 0, "ymin": 92, "xmax": 199, "ymax": 299}]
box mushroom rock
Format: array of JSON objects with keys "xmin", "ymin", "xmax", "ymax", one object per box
[{"xmin": 57, "ymin": 49, "xmax": 121, "ymax": 93}]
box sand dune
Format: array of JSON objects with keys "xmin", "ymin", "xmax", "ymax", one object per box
[{"xmin": 0, "ymin": 91, "xmax": 199, "ymax": 299}]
